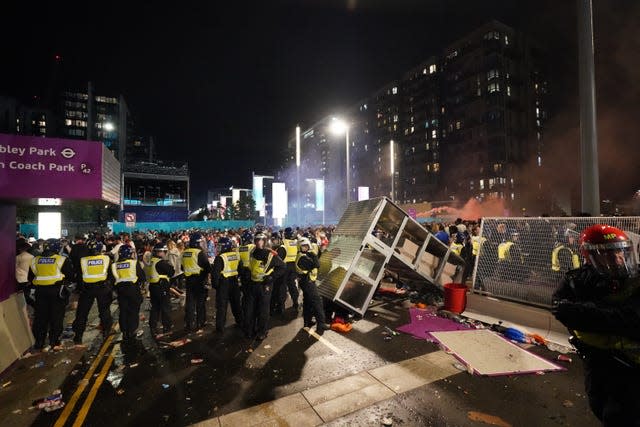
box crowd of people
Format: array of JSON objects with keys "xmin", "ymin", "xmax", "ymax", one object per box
[{"xmin": 15, "ymin": 226, "xmax": 334, "ymax": 352}]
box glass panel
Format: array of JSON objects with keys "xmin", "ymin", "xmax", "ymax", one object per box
[
  {"xmin": 337, "ymin": 273, "xmax": 375, "ymax": 312},
  {"xmin": 353, "ymin": 246, "xmax": 386, "ymax": 281},
  {"xmin": 394, "ymin": 219, "xmax": 429, "ymax": 264},
  {"xmin": 372, "ymin": 201, "xmax": 406, "ymax": 247}
]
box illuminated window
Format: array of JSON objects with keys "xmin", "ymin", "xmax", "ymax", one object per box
[
  {"xmin": 429, "ymin": 64, "xmax": 437, "ymax": 74},
  {"xmin": 65, "ymin": 119, "xmax": 72, "ymax": 126},
  {"xmin": 536, "ymin": 107, "xmax": 540, "ymax": 117},
  {"xmin": 537, "ymin": 156, "xmax": 542, "ymax": 166},
  {"xmin": 455, "ymin": 121, "xmax": 461, "ymax": 130},
  {"xmin": 433, "ymin": 163, "xmax": 440, "ymax": 172},
  {"xmin": 423, "ymin": 67, "xmax": 427, "ymax": 75},
  {"xmin": 392, "ymin": 86, "xmax": 398, "ymax": 94},
  {"xmin": 488, "ymin": 82, "xmax": 500, "ymax": 93},
  {"xmin": 484, "ymin": 31, "xmax": 500, "ymax": 40},
  {"xmin": 410, "ymin": 126, "xmax": 415, "ymax": 133},
  {"xmin": 507, "ymin": 85, "xmax": 511, "ymax": 96},
  {"xmin": 505, "ymin": 35, "xmax": 509, "ymax": 45},
  {"xmin": 393, "ymin": 114, "xmax": 399, "ymax": 123},
  {"xmin": 479, "ymin": 179, "xmax": 485, "ymax": 190},
  {"xmin": 431, "ymin": 129, "xmax": 437, "ymax": 139},
  {"xmin": 487, "ymin": 69, "xmax": 499, "ymax": 80}
]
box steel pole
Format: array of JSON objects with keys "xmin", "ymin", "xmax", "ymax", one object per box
[{"xmin": 578, "ymin": 0, "xmax": 600, "ymax": 215}]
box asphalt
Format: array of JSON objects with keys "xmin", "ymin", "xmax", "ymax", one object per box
[{"xmin": 0, "ymin": 288, "xmax": 600, "ymax": 427}]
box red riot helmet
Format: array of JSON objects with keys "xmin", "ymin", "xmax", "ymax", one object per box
[{"xmin": 579, "ymin": 224, "xmax": 638, "ymax": 279}]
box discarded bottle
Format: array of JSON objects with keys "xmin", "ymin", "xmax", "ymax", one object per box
[
  {"xmin": 31, "ymin": 361, "xmax": 45, "ymax": 369},
  {"xmin": 557, "ymin": 355, "xmax": 572, "ymax": 363}
]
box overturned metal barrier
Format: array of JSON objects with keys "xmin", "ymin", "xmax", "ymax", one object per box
[{"xmin": 317, "ymin": 197, "xmax": 464, "ymax": 316}]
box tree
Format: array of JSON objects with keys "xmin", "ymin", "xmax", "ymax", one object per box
[{"xmin": 235, "ymin": 193, "xmax": 258, "ymax": 220}]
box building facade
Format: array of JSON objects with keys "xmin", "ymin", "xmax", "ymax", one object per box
[{"xmin": 288, "ymin": 21, "xmax": 549, "ymax": 220}]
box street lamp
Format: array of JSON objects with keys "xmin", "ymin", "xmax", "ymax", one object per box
[
  {"xmin": 295, "ymin": 125, "xmax": 301, "ymax": 226},
  {"xmin": 390, "ymin": 140, "xmax": 395, "ymax": 202},
  {"xmin": 103, "ymin": 122, "xmax": 115, "ymax": 132},
  {"xmin": 329, "ymin": 117, "xmax": 350, "ymax": 205}
]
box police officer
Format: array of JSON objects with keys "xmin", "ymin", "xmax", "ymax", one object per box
[
  {"xmin": 181, "ymin": 232, "xmax": 212, "ymax": 331},
  {"xmin": 28, "ymin": 239, "xmax": 75, "ymax": 350},
  {"xmin": 551, "ymin": 229, "xmax": 581, "ymax": 278},
  {"xmin": 211, "ymin": 236, "xmax": 243, "ymax": 333},
  {"xmin": 269, "ymin": 231, "xmax": 287, "ymax": 315},
  {"xmin": 245, "ymin": 233, "xmax": 285, "ymax": 340},
  {"xmin": 281, "ymin": 227, "xmax": 301, "ymax": 311},
  {"xmin": 296, "ymin": 237, "xmax": 330, "ymax": 331},
  {"xmin": 72, "ymin": 240, "xmax": 113, "ymax": 344},
  {"xmin": 112, "ymin": 244, "xmax": 146, "ymax": 341},
  {"xmin": 553, "ymin": 224, "xmax": 640, "ymax": 424},
  {"xmin": 146, "ymin": 242, "xmax": 175, "ymax": 336}
]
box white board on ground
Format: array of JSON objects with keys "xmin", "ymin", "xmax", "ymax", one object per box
[{"xmin": 430, "ymin": 329, "xmax": 564, "ymax": 376}]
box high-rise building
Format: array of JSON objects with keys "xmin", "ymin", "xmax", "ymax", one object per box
[{"xmin": 288, "ymin": 21, "xmax": 548, "ymax": 220}]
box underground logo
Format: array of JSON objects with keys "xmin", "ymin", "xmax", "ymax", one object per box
[{"xmin": 61, "ymin": 148, "xmax": 76, "ymax": 159}]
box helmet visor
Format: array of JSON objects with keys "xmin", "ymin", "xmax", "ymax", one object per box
[{"xmin": 588, "ymin": 246, "xmax": 638, "ymax": 279}]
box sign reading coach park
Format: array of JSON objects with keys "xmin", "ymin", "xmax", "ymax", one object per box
[{"xmin": 0, "ymin": 133, "xmax": 120, "ymax": 203}]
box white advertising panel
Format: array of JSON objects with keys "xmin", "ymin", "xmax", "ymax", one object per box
[
  {"xmin": 358, "ymin": 186, "xmax": 370, "ymax": 201},
  {"xmin": 272, "ymin": 182, "xmax": 288, "ymax": 219},
  {"xmin": 38, "ymin": 212, "xmax": 62, "ymax": 239}
]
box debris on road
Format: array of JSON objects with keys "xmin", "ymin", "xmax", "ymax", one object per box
[
  {"xmin": 467, "ymin": 411, "xmax": 512, "ymax": 427},
  {"xmin": 381, "ymin": 416, "xmax": 393, "ymax": 426},
  {"xmin": 191, "ymin": 359, "xmax": 204, "ymax": 365},
  {"xmin": 37, "ymin": 378, "xmax": 47, "ymax": 384},
  {"xmin": 168, "ymin": 338, "xmax": 192, "ymax": 348},
  {"xmin": 30, "ymin": 390, "xmax": 63, "ymax": 410},
  {"xmin": 162, "ymin": 384, "xmax": 170, "ymax": 389},
  {"xmin": 31, "ymin": 361, "xmax": 45, "ymax": 369},
  {"xmin": 2, "ymin": 380, "xmax": 12, "ymax": 388},
  {"xmin": 562, "ymin": 400, "xmax": 574, "ymax": 408},
  {"xmin": 106, "ymin": 371, "xmax": 124, "ymax": 388},
  {"xmin": 556, "ymin": 355, "xmax": 572, "ymax": 363}
]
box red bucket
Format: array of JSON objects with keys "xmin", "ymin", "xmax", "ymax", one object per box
[{"xmin": 443, "ymin": 283, "xmax": 467, "ymax": 314}]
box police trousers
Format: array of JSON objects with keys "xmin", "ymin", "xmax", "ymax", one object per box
[
  {"xmin": 33, "ymin": 284, "xmax": 67, "ymax": 348},
  {"xmin": 149, "ymin": 281, "xmax": 172, "ymax": 333},
  {"xmin": 72, "ymin": 282, "xmax": 113, "ymax": 342},
  {"xmin": 115, "ymin": 283, "xmax": 143, "ymax": 340}
]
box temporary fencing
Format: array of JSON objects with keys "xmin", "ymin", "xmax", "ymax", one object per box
[{"xmin": 472, "ymin": 216, "xmax": 640, "ymax": 308}]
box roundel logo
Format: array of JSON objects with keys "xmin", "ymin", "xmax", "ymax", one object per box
[{"xmin": 61, "ymin": 148, "xmax": 76, "ymax": 159}]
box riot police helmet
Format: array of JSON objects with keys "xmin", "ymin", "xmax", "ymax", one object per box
[
  {"xmin": 580, "ymin": 224, "xmax": 638, "ymax": 280},
  {"xmin": 43, "ymin": 238, "xmax": 62, "ymax": 255},
  {"xmin": 218, "ymin": 236, "xmax": 233, "ymax": 253},
  {"xmin": 189, "ymin": 232, "xmax": 204, "ymax": 248},
  {"xmin": 118, "ymin": 244, "xmax": 134, "ymax": 260}
]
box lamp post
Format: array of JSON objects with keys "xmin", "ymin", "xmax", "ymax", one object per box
[
  {"xmin": 329, "ymin": 117, "xmax": 350, "ymax": 206},
  {"xmin": 390, "ymin": 139, "xmax": 395, "ymax": 202},
  {"xmin": 295, "ymin": 125, "xmax": 301, "ymax": 226}
]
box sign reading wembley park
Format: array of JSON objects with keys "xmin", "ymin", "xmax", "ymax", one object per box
[{"xmin": 0, "ymin": 133, "xmax": 120, "ymax": 204}]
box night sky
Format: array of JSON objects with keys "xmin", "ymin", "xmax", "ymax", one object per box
[{"xmin": 2, "ymin": 0, "xmax": 638, "ymax": 207}]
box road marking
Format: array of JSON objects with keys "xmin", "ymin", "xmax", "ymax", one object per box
[
  {"xmin": 305, "ymin": 328, "xmax": 343, "ymax": 354},
  {"xmin": 72, "ymin": 343, "xmax": 118, "ymax": 427},
  {"xmin": 54, "ymin": 334, "xmax": 115, "ymax": 427}
]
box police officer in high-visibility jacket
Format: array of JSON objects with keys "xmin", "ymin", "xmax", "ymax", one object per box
[
  {"xmin": 237, "ymin": 230, "xmax": 254, "ymax": 317},
  {"xmin": 552, "ymin": 229, "xmax": 581, "ymax": 277},
  {"xmin": 211, "ymin": 237, "xmax": 243, "ymax": 333},
  {"xmin": 72, "ymin": 240, "xmax": 113, "ymax": 344},
  {"xmin": 28, "ymin": 239, "xmax": 75, "ymax": 351},
  {"xmin": 181, "ymin": 232, "xmax": 212, "ymax": 331},
  {"xmin": 146, "ymin": 242, "xmax": 175, "ymax": 336},
  {"xmin": 245, "ymin": 233, "xmax": 285, "ymax": 340},
  {"xmin": 270, "ymin": 231, "xmax": 287, "ymax": 315},
  {"xmin": 296, "ymin": 238, "xmax": 330, "ymax": 332},
  {"xmin": 281, "ymin": 227, "xmax": 301, "ymax": 311},
  {"xmin": 112, "ymin": 244, "xmax": 146, "ymax": 341}
]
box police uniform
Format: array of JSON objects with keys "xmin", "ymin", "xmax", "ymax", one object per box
[
  {"xmin": 295, "ymin": 250, "xmax": 327, "ymax": 328},
  {"xmin": 181, "ymin": 247, "xmax": 212, "ymax": 330},
  {"xmin": 145, "ymin": 256, "xmax": 175, "ymax": 334},
  {"xmin": 72, "ymin": 253, "xmax": 113, "ymax": 343},
  {"xmin": 29, "ymin": 252, "xmax": 75, "ymax": 349},
  {"xmin": 244, "ymin": 248, "xmax": 285, "ymax": 339},
  {"xmin": 211, "ymin": 250, "xmax": 243, "ymax": 332},
  {"xmin": 280, "ymin": 238, "xmax": 301, "ymax": 311},
  {"xmin": 553, "ymin": 266, "xmax": 640, "ymax": 424},
  {"xmin": 112, "ymin": 257, "xmax": 146, "ymax": 340}
]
